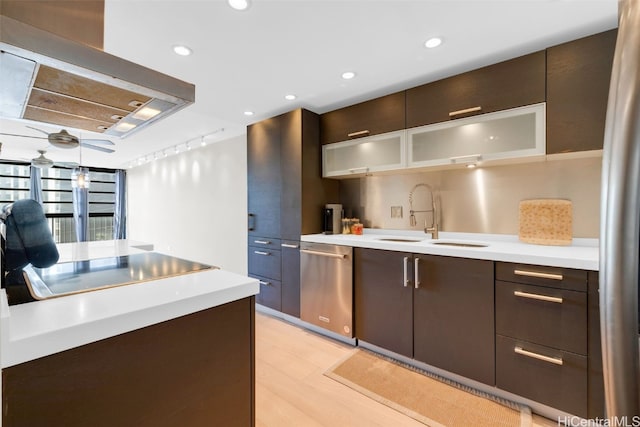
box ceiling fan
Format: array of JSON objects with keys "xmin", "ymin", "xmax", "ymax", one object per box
[
  {"xmin": 29, "ymin": 150, "xmax": 79, "ymax": 169},
  {"xmin": 0, "ymin": 126, "xmax": 115, "ymax": 153}
]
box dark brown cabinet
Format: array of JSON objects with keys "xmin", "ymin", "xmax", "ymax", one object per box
[
  {"xmin": 406, "ymin": 51, "xmax": 546, "ymax": 128},
  {"xmin": 354, "ymin": 248, "xmax": 495, "ymax": 385},
  {"xmin": 494, "ymin": 262, "xmax": 601, "ymax": 418},
  {"xmin": 413, "ymin": 255, "xmax": 494, "ymax": 385},
  {"xmin": 546, "ymin": 29, "xmax": 617, "ymax": 154},
  {"xmin": 247, "ymin": 109, "xmax": 339, "ymax": 317},
  {"xmin": 354, "ymin": 248, "xmax": 413, "ymax": 357},
  {"xmin": 319, "ymin": 91, "xmax": 406, "ymax": 145}
]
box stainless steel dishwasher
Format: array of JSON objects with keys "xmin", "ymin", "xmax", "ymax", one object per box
[{"xmin": 300, "ymin": 242, "xmax": 353, "ymax": 337}]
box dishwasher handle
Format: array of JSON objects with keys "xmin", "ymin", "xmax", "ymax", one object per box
[{"xmin": 300, "ymin": 249, "xmax": 347, "ymax": 259}]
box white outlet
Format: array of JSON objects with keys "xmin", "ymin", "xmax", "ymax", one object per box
[{"xmin": 391, "ymin": 206, "xmax": 403, "ymax": 218}]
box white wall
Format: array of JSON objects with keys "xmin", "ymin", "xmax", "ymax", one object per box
[{"xmin": 127, "ymin": 134, "xmax": 247, "ymax": 275}]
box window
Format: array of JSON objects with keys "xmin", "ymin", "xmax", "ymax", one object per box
[{"xmin": 0, "ymin": 162, "xmax": 119, "ymax": 243}]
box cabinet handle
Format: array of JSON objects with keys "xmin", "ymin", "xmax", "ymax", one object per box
[
  {"xmin": 300, "ymin": 249, "xmax": 346, "ymax": 259},
  {"xmin": 347, "ymin": 130, "xmax": 370, "ymax": 138},
  {"xmin": 414, "ymin": 257, "xmax": 420, "ymax": 289},
  {"xmin": 449, "ymin": 106, "xmax": 482, "ymax": 117},
  {"xmin": 248, "ymin": 213, "xmax": 255, "ymax": 231},
  {"xmin": 514, "ymin": 346, "xmax": 563, "ymax": 366},
  {"xmin": 281, "ymin": 243, "xmax": 299, "ymax": 249},
  {"xmin": 254, "ymin": 240, "xmax": 271, "ymax": 245},
  {"xmin": 349, "ymin": 167, "xmax": 369, "ymax": 174},
  {"xmin": 254, "ymin": 251, "xmax": 270, "ymax": 256},
  {"xmin": 403, "ymin": 257, "xmax": 409, "ymax": 287},
  {"xmin": 514, "ymin": 290, "xmax": 563, "ymax": 304},
  {"xmin": 514, "ymin": 269, "xmax": 563, "ymax": 281},
  {"xmin": 259, "ymin": 280, "xmax": 271, "ymax": 286}
]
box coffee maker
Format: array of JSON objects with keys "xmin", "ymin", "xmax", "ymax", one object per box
[{"xmin": 323, "ymin": 204, "xmax": 343, "ymax": 234}]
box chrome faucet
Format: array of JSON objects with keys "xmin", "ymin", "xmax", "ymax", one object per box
[{"xmin": 409, "ymin": 183, "xmax": 439, "ymax": 239}]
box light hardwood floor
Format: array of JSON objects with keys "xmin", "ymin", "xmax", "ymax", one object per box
[{"xmin": 255, "ymin": 311, "xmax": 558, "ymax": 427}]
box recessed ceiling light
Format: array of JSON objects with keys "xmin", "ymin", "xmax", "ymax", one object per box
[
  {"xmin": 244, "ymin": 111, "xmax": 254, "ymax": 116},
  {"xmin": 285, "ymin": 94, "xmax": 296, "ymax": 101},
  {"xmin": 173, "ymin": 45, "xmax": 193, "ymax": 56},
  {"xmin": 228, "ymin": 0, "xmax": 251, "ymax": 11},
  {"xmin": 425, "ymin": 37, "xmax": 443, "ymax": 49},
  {"xmin": 342, "ymin": 71, "xmax": 356, "ymax": 80}
]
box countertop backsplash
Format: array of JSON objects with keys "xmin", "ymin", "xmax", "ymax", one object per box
[{"xmin": 338, "ymin": 155, "xmax": 601, "ymax": 238}]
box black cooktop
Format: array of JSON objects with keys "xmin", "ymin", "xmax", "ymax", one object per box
[{"xmin": 22, "ymin": 252, "xmax": 214, "ymax": 300}]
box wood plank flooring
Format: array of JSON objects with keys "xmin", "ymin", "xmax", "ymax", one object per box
[{"xmin": 255, "ymin": 311, "xmax": 557, "ymax": 427}]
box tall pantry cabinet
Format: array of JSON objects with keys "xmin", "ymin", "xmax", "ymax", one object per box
[{"xmin": 247, "ymin": 108, "xmax": 339, "ymax": 317}]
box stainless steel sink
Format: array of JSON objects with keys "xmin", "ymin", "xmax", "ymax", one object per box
[
  {"xmin": 377, "ymin": 238, "xmax": 424, "ymax": 243},
  {"xmin": 430, "ymin": 241, "xmax": 488, "ymax": 248}
]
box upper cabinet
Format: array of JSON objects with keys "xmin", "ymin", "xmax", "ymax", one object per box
[
  {"xmin": 546, "ymin": 29, "xmax": 617, "ymax": 154},
  {"xmin": 406, "ymin": 51, "xmax": 546, "ymax": 129},
  {"xmin": 320, "ymin": 92, "xmax": 405, "ymax": 145},
  {"xmin": 407, "ymin": 103, "xmax": 545, "ymax": 169},
  {"xmin": 323, "ymin": 130, "xmax": 405, "ymax": 177}
]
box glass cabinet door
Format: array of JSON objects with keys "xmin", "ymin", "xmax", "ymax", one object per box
[
  {"xmin": 407, "ymin": 103, "xmax": 546, "ymax": 168},
  {"xmin": 323, "ymin": 130, "xmax": 406, "ymax": 177}
]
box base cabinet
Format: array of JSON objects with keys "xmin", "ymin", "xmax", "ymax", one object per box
[
  {"xmin": 495, "ymin": 262, "xmax": 601, "ymax": 418},
  {"xmin": 413, "ymin": 255, "xmax": 494, "ymax": 385},
  {"xmin": 354, "ymin": 248, "xmax": 495, "ymax": 385},
  {"xmin": 2, "ymin": 298, "xmax": 255, "ymax": 427},
  {"xmin": 496, "ymin": 335, "xmax": 588, "ymax": 416}
]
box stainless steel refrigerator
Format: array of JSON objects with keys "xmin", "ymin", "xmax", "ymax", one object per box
[{"xmin": 600, "ymin": 0, "xmax": 640, "ymax": 418}]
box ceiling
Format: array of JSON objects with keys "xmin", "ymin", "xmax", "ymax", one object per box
[{"xmin": 0, "ymin": 0, "xmax": 618, "ymax": 170}]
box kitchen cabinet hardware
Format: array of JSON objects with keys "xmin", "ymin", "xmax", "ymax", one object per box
[
  {"xmin": 347, "ymin": 130, "xmax": 370, "ymax": 138},
  {"xmin": 254, "ymin": 240, "xmax": 271, "ymax": 245},
  {"xmin": 449, "ymin": 106, "xmax": 482, "ymax": 117},
  {"xmin": 348, "ymin": 167, "xmax": 370, "ymax": 174},
  {"xmin": 450, "ymin": 154, "xmax": 482, "ymax": 164},
  {"xmin": 259, "ymin": 280, "xmax": 272, "ymax": 286},
  {"xmin": 514, "ymin": 346, "xmax": 564, "ymax": 366},
  {"xmin": 414, "ymin": 257, "xmax": 420, "ymax": 289},
  {"xmin": 300, "ymin": 249, "xmax": 346, "ymax": 259},
  {"xmin": 403, "ymin": 256, "xmax": 409, "ymax": 287},
  {"xmin": 254, "ymin": 251, "xmax": 271, "ymax": 256},
  {"xmin": 514, "ymin": 290, "xmax": 563, "ymax": 304},
  {"xmin": 281, "ymin": 243, "xmax": 299, "ymax": 249},
  {"xmin": 248, "ymin": 213, "xmax": 255, "ymax": 231},
  {"xmin": 514, "ymin": 269, "xmax": 563, "ymax": 281}
]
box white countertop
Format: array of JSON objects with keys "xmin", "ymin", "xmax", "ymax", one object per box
[
  {"xmin": 0, "ymin": 241, "xmax": 259, "ymax": 368},
  {"xmin": 302, "ymin": 229, "xmax": 599, "ymax": 271}
]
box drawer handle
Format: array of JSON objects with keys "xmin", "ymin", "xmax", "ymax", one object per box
[
  {"xmin": 449, "ymin": 106, "xmax": 482, "ymax": 117},
  {"xmin": 403, "ymin": 256, "xmax": 409, "ymax": 287},
  {"xmin": 259, "ymin": 280, "xmax": 271, "ymax": 286},
  {"xmin": 514, "ymin": 291, "xmax": 563, "ymax": 304},
  {"xmin": 347, "ymin": 130, "xmax": 370, "ymax": 138},
  {"xmin": 281, "ymin": 243, "xmax": 299, "ymax": 249},
  {"xmin": 414, "ymin": 257, "xmax": 420, "ymax": 289},
  {"xmin": 254, "ymin": 251, "xmax": 271, "ymax": 256},
  {"xmin": 254, "ymin": 240, "xmax": 271, "ymax": 245},
  {"xmin": 514, "ymin": 346, "xmax": 564, "ymax": 366},
  {"xmin": 514, "ymin": 269, "xmax": 563, "ymax": 281},
  {"xmin": 300, "ymin": 249, "xmax": 346, "ymax": 259}
]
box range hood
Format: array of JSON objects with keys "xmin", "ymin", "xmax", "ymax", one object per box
[{"xmin": 0, "ymin": 14, "xmax": 195, "ymax": 138}]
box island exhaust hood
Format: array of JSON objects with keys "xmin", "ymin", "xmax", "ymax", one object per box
[{"xmin": 0, "ymin": 14, "xmax": 195, "ymax": 138}]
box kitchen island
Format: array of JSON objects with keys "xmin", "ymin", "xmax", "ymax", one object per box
[{"xmin": 1, "ymin": 240, "xmax": 259, "ymax": 427}]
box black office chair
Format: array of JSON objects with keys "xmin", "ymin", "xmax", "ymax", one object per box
[{"xmin": 1, "ymin": 199, "xmax": 59, "ymax": 304}]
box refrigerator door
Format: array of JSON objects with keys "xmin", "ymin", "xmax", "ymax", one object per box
[{"xmin": 600, "ymin": 0, "xmax": 640, "ymax": 418}]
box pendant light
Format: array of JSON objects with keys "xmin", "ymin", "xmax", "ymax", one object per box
[{"xmin": 71, "ymin": 146, "xmax": 90, "ymax": 189}]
